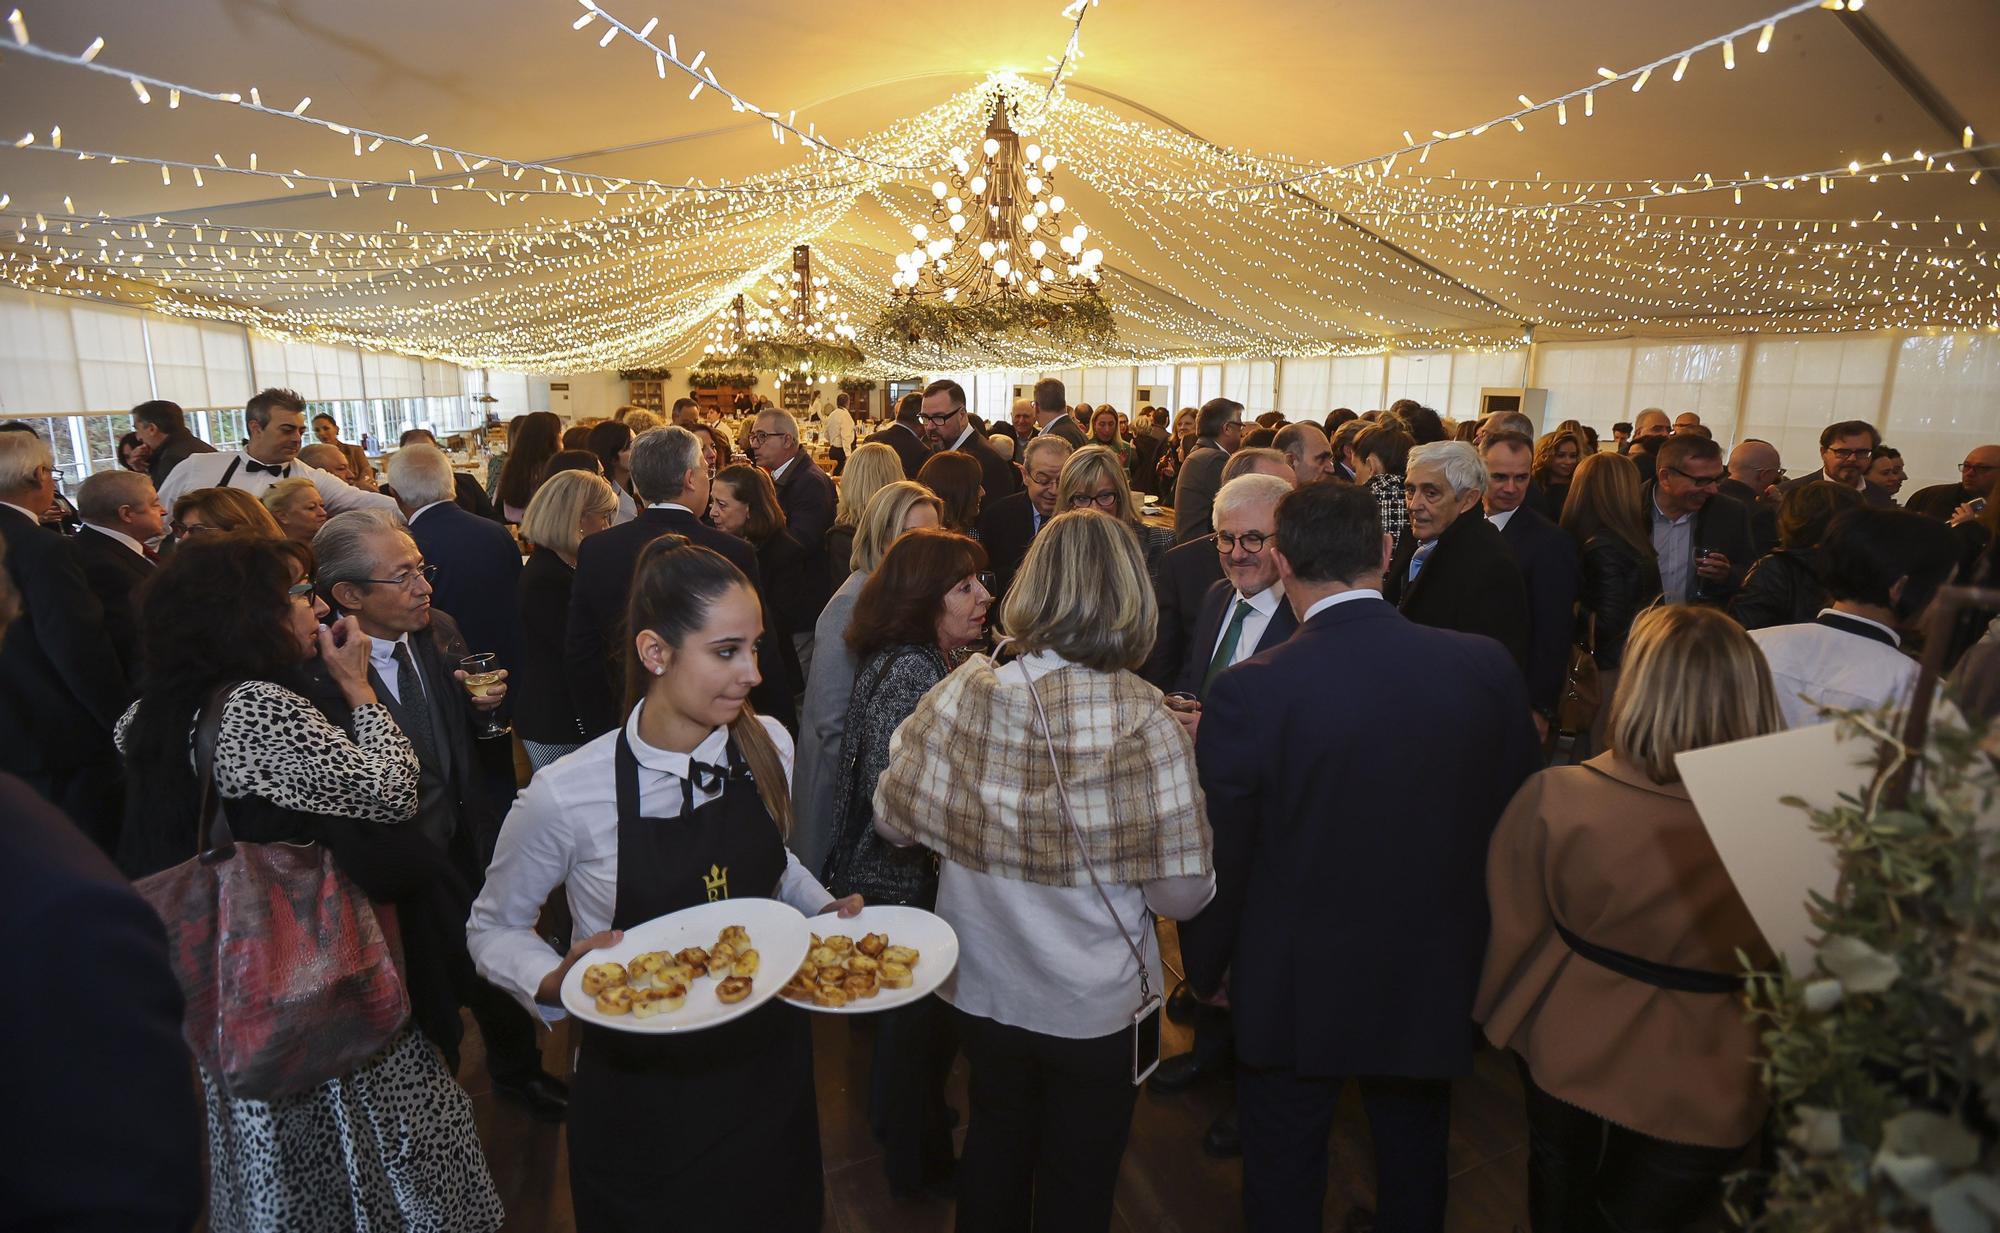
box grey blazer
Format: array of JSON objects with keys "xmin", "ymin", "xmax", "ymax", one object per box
[{"xmin": 789, "ymin": 569, "xmax": 867, "ymax": 874}]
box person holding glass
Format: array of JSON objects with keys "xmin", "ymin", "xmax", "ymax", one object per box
[
  {"xmin": 1058, "ymin": 444, "xmax": 1175, "ymax": 581},
  {"xmin": 469, "ymin": 535, "xmax": 861, "ymax": 1232}
]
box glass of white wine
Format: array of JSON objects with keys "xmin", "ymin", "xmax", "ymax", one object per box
[{"xmin": 459, "ymin": 652, "xmax": 511, "ymax": 740}]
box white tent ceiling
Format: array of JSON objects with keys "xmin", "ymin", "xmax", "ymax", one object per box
[{"xmin": 0, "ymin": 0, "xmax": 1994, "ymax": 372}]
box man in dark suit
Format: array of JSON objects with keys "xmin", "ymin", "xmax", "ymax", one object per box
[
  {"xmin": 1776, "ymin": 420, "xmax": 1897, "ymax": 508},
  {"xmin": 1173, "ymin": 397, "xmax": 1245, "ymax": 544},
  {"xmin": 0, "ymin": 431, "xmax": 130, "ymax": 848},
  {"xmin": 400, "ymin": 428, "xmax": 500, "ymax": 521},
  {"xmin": 1031, "ymin": 376, "xmax": 1086, "ymax": 448},
  {"xmin": 916, "ymin": 378, "xmax": 1020, "ymax": 507},
  {"xmin": 129, "ymin": 398, "xmax": 215, "ymax": 488},
  {"xmin": 72, "ymin": 470, "xmax": 163, "ymax": 679},
  {"xmin": 388, "ymin": 443, "xmax": 524, "ymax": 672},
  {"xmin": 1385, "ymin": 440, "xmax": 1531, "ymax": 671},
  {"xmin": 1644, "ymin": 434, "xmax": 1756, "ymax": 607},
  {"xmin": 1183, "ymin": 480, "xmax": 1539, "ymax": 1233},
  {"xmin": 1142, "ymin": 448, "xmax": 1298, "ymax": 688},
  {"xmin": 864, "ymin": 392, "xmax": 932, "ymax": 479},
  {"xmin": 750, "ymin": 406, "xmax": 838, "ymax": 553},
  {"xmin": 1721, "ymin": 438, "xmax": 1784, "ymax": 558},
  {"xmin": 316, "ymin": 509, "xmax": 568, "ymax": 1121},
  {"xmin": 567, "ymin": 426, "xmax": 791, "ymax": 737},
  {"xmin": 1907, "ymin": 444, "xmax": 2000, "ymax": 521},
  {"xmin": 977, "ymin": 435, "xmax": 1072, "ymax": 596},
  {"xmin": 1480, "ymin": 432, "xmax": 1581, "ymax": 738}
]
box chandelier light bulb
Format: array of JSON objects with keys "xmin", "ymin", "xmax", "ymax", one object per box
[
  {"xmin": 979, "ymin": 240, "xmax": 996, "ymax": 259},
  {"xmin": 1022, "ymin": 212, "xmax": 1039, "ymax": 232},
  {"xmin": 994, "ymin": 258, "xmax": 1011, "ymax": 277},
  {"xmin": 1025, "ymin": 144, "xmax": 1041, "ymax": 161},
  {"xmin": 931, "ymin": 181, "xmax": 948, "ymax": 197},
  {"xmin": 912, "ymin": 223, "xmax": 928, "ymax": 241},
  {"xmin": 1026, "ymin": 175, "xmax": 1043, "ymax": 195},
  {"xmin": 949, "ymin": 214, "xmax": 966, "ymax": 232},
  {"xmin": 983, "ymin": 137, "xmax": 1000, "ymax": 156},
  {"xmin": 1049, "ymin": 195, "xmax": 1066, "ymax": 213},
  {"xmin": 969, "ymin": 175, "xmax": 987, "ymax": 194},
  {"xmin": 1029, "ymin": 239, "xmax": 1047, "ymax": 258},
  {"xmin": 1042, "ymin": 155, "xmax": 1057, "ymax": 172}
]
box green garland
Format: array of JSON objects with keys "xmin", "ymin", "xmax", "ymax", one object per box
[
  {"xmin": 696, "ymin": 340, "xmax": 864, "ymax": 376},
  {"xmin": 616, "ymin": 367, "xmax": 673, "ymax": 381},
  {"xmin": 838, "ymin": 377, "xmax": 877, "ymax": 398},
  {"xmin": 1732, "ymin": 704, "xmax": 2000, "ymax": 1231},
  {"xmin": 686, "ymin": 371, "xmax": 757, "ymax": 390},
  {"xmin": 875, "ymin": 291, "xmax": 1116, "ymax": 352}
]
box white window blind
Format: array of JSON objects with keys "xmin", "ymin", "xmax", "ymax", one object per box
[
  {"xmin": 1328, "ymin": 355, "xmax": 1386, "ymax": 415},
  {"xmin": 1741, "ymin": 335, "xmax": 1893, "ymax": 479},
  {"xmin": 1885, "ymin": 333, "xmax": 2000, "ymax": 491},
  {"xmin": 0, "ymin": 287, "xmax": 84, "ymax": 414},
  {"xmin": 1628, "ymin": 342, "xmax": 1745, "ymax": 444},
  {"xmin": 1278, "ymin": 358, "xmax": 1330, "ymax": 418},
  {"xmin": 68, "ymin": 305, "xmax": 153, "ymax": 412},
  {"xmin": 1385, "ymin": 353, "xmax": 1452, "ymax": 412},
  {"xmin": 1537, "ymin": 343, "xmax": 1635, "ymax": 430},
  {"xmin": 1447, "ymin": 351, "xmax": 1527, "ymax": 422}
]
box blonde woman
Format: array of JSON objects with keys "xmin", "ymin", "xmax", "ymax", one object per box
[
  {"xmin": 172, "ymin": 486, "xmax": 284, "ymax": 540},
  {"xmin": 516, "ymin": 470, "xmax": 620, "ymax": 769},
  {"xmin": 822, "ymin": 441, "xmax": 904, "ymax": 593},
  {"xmin": 873, "ymin": 510, "xmax": 1213, "ymax": 1232},
  {"xmin": 260, "ymin": 476, "xmax": 328, "ymax": 543},
  {"xmin": 792, "ymin": 479, "xmax": 942, "ymax": 875},
  {"xmin": 1057, "ymin": 444, "xmax": 1174, "ymax": 580},
  {"xmin": 1476, "ymin": 605, "xmax": 1780, "ymax": 1232},
  {"xmin": 1530, "ymin": 429, "xmax": 1585, "ymax": 519},
  {"xmin": 621, "ymin": 408, "xmax": 664, "ymax": 435}
]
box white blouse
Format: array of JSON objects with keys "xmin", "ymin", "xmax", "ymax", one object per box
[{"xmin": 468, "ymin": 704, "xmax": 835, "ymax": 1021}]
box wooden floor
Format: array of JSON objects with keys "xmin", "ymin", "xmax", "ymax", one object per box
[{"xmin": 463, "ymin": 926, "xmax": 1530, "ymax": 1232}]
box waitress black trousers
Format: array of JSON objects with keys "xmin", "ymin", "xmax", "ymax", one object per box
[
  {"xmin": 1522, "ymin": 1071, "xmax": 1744, "ymax": 1233},
  {"xmin": 953, "ymin": 1009, "xmax": 1138, "ymax": 1233}
]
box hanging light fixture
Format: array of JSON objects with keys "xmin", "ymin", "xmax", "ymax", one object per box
[
  {"xmin": 879, "ymin": 92, "xmax": 1112, "ymax": 350},
  {"xmin": 701, "ymin": 244, "xmax": 863, "ymax": 374}
]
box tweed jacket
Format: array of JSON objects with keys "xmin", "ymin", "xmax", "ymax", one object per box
[
  {"xmin": 875, "ymin": 654, "xmax": 1211, "ymax": 887},
  {"xmin": 821, "ymin": 643, "xmax": 951, "ymax": 906}
]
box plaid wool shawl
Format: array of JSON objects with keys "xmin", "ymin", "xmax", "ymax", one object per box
[{"xmin": 873, "ymin": 654, "xmax": 1212, "ymax": 887}]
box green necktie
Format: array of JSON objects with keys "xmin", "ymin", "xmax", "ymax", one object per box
[{"xmin": 1204, "ymin": 598, "xmax": 1255, "ymax": 692}]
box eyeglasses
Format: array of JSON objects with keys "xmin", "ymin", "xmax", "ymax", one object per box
[
  {"xmin": 1215, "ymin": 530, "xmax": 1272, "ymax": 554},
  {"xmin": 745, "ymin": 430, "xmax": 790, "ymax": 447},
  {"xmin": 1026, "ymin": 470, "xmax": 1061, "ymax": 487},
  {"xmin": 1825, "ymin": 447, "xmax": 1874, "ymax": 460},
  {"xmin": 1663, "ymin": 466, "xmax": 1723, "ymax": 488},
  {"xmin": 1962, "ymin": 461, "xmax": 2000, "ymax": 474},
  {"xmin": 916, "ymin": 410, "xmax": 961, "ymax": 427},
  {"xmin": 287, "ymin": 580, "xmax": 317, "ymax": 600},
  {"xmin": 1070, "ymin": 490, "xmax": 1120, "ymax": 510},
  {"xmin": 350, "ymin": 563, "xmax": 438, "ymax": 590},
  {"xmin": 171, "ymin": 520, "xmax": 214, "ymax": 538},
  {"xmin": 976, "ymin": 571, "xmax": 997, "ymax": 595}
]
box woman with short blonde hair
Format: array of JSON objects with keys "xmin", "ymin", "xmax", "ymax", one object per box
[
  {"xmin": 515, "ymin": 470, "xmax": 620, "ymax": 769},
  {"xmin": 1477, "ymin": 604, "xmax": 1780, "ymax": 1230},
  {"xmin": 520, "ymin": 469, "xmax": 618, "ymax": 561},
  {"xmin": 825, "ymin": 442, "xmax": 905, "ymax": 591},
  {"xmin": 173, "ymin": 487, "xmax": 284, "ymax": 540},
  {"xmin": 1055, "ymin": 445, "xmax": 1174, "ymax": 581},
  {"xmin": 259, "ymin": 476, "xmax": 328, "ymax": 543}
]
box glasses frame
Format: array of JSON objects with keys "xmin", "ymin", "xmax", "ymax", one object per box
[
  {"xmin": 1070, "ymin": 489, "xmax": 1121, "ymax": 510},
  {"xmin": 1662, "ymin": 465, "xmax": 1723, "ymax": 488},
  {"xmin": 1215, "ymin": 530, "xmax": 1273, "ymax": 554},
  {"xmin": 349, "ymin": 563, "xmax": 439, "ymax": 590}
]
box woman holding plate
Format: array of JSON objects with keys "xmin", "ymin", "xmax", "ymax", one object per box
[{"xmin": 467, "ymin": 535, "xmax": 860, "ymax": 1233}]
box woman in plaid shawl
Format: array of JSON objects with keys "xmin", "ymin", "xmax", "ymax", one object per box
[{"xmin": 874, "ymin": 510, "xmax": 1215, "ymax": 1233}]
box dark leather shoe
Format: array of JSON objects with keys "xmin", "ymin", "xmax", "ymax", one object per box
[
  {"xmin": 1202, "ymin": 1106, "xmax": 1241, "ymax": 1158},
  {"xmin": 493, "ymin": 1071, "xmax": 569, "ymax": 1122},
  {"xmin": 1165, "ymin": 979, "xmax": 1198, "ymax": 1025},
  {"xmin": 1149, "ymin": 1051, "xmax": 1225, "ymax": 1093}
]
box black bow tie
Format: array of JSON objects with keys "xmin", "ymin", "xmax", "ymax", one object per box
[
  {"xmin": 688, "ymin": 760, "xmax": 734, "ymax": 793},
  {"xmin": 245, "ymin": 459, "xmax": 291, "ymax": 477}
]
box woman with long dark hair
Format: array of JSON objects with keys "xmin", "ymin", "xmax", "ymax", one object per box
[
  {"xmin": 116, "ymin": 535, "xmax": 501, "ymax": 1233},
  {"xmin": 710, "ymin": 461, "xmax": 815, "ymax": 685},
  {"xmin": 917, "ymin": 450, "xmax": 984, "ymax": 534},
  {"xmin": 585, "ymin": 420, "xmax": 638, "ymax": 525},
  {"xmin": 495, "ymin": 411, "xmax": 562, "ymax": 523},
  {"xmin": 468, "ymin": 536, "xmax": 860, "ymax": 1233}
]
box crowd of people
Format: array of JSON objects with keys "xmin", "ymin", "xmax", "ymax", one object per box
[{"xmin": 0, "ymin": 375, "xmax": 1988, "ymax": 1233}]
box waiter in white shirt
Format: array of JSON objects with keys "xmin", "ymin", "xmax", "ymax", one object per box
[
  {"xmin": 468, "ymin": 535, "xmax": 859, "ymax": 1233},
  {"xmin": 155, "ymin": 388, "xmax": 399, "ymax": 518},
  {"xmin": 825, "ymin": 392, "xmax": 858, "ymax": 474}
]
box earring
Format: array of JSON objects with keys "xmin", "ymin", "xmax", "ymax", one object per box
[{"xmin": 653, "ymin": 664, "xmax": 665, "ymax": 676}]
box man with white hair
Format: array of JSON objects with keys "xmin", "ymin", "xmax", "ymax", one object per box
[
  {"xmin": 72, "ymin": 470, "xmax": 165, "ymax": 676},
  {"xmin": 751, "ymin": 405, "xmax": 837, "ymax": 575},
  {"xmin": 1385, "ymin": 440, "xmax": 1529, "ymax": 670},
  {"xmin": 978, "ymin": 435, "xmax": 1072, "ymax": 596},
  {"xmin": 389, "ymin": 443, "xmax": 523, "ymax": 682},
  {"xmin": 0, "ymin": 429, "xmax": 130, "ymax": 846}
]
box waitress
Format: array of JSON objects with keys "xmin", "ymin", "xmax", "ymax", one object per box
[{"xmin": 468, "ymin": 535, "xmax": 859, "ymax": 1232}]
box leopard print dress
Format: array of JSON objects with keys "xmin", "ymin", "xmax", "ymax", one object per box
[{"xmin": 118, "ymin": 681, "xmax": 505, "ymax": 1233}]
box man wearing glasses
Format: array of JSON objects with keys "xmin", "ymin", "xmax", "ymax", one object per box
[
  {"xmin": 976, "ymin": 435, "xmax": 1072, "ymax": 596},
  {"xmin": 1645, "ymin": 434, "xmax": 1753, "ymax": 606},
  {"xmin": 916, "ymin": 378, "xmax": 1019, "ymax": 506},
  {"xmin": 748, "ymin": 406, "xmax": 837, "ymax": 572},
  {"xmin": 1906, "ymin": 444, "xmax": 2000, "ymax": 523},
  {"xmin": 1776, "ymin": 420, "xmax": 1896, "ymax": 507}
]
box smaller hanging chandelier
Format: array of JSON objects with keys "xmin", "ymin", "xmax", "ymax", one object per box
[
  {"xmin": 879, "ymin": 93, "xmax": 1112, "ymax": 350},
  {"xmin": 702, "ymin": 244, "xmax": 864, "ymax": 375}
]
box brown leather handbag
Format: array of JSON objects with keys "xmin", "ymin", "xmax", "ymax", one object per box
[{"xmin": 1556, "ymin": 613, "xmax": 1602, "ymax": 737}]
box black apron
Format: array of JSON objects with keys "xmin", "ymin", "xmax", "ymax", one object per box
[{"xmin": 566, "ymin": 730, "xmax": 823, "ymax": 1233}]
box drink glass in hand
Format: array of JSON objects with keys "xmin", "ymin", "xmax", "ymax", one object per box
[{"xmin": 459, "ymin": 652, "xmax": 511, "ymax": 740}]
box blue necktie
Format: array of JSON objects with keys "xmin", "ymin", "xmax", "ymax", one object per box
[{"xmin": 1407, "ymin": 540, "xmax": 1436, "ymax": 582}]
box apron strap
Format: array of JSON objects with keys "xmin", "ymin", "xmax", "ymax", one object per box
[{"xmin": 217, "ymin": 454, "xmax": 244, "ymax": 488}]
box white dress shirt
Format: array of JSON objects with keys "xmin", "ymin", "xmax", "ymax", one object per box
[
  {"xmin": 771, "ymin": 454, "xmax": 797, "ymax": 484},
  {"xmin": 948, "ymin": 424, "xmax": 976, "ymax": 452},
  {"xmin": 1206, "ymin": 582, "xmax": 1285, "ymax": 672},
  {"xmin": 156, "ymin": 449, "xmax": 399, "ymax": 517},
  {"xmin": 1301, "ymin": 587, "xmax": 1383, "ymax": 623},
  {"xmin": 84, "ymin": 523, "xmax": 148, "ymax": 556},
  {"xmin": 367, "ymin": 632, "xmax": 424, "ymax": 705},
  {"xmin": 407, "ymin": 500, "xmax": 451, "ymax": 525},
  {"xmin": 825, "ymin": 407, "xmax": 857, "ymax": 452},
  {"xmin": 467, "ymin": 705, "xmax": 833, "ymax": 1021},
  {"xmin": 1749, "ymin": 611, "xmax": 1924, "ymax": 730},
  {"xmin": 1488, "ymin": 507, "xmax": 1519, "ymax": 532}
]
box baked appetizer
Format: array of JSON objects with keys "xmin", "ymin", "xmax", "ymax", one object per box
[
  {"xmin": 842, "ymin": 971, "xmax": 879, "ymax": 999},
  {"xmin": 581, "ymin": 962, "xmax": 628, "ymax": 997},
  {"xmin": 856, "ymin": 932, "xmax": 889, "ymax": 959},
  {"xmin": 811, "ymin": 984, "xmax": 850, "ymax": 1009},
  {"xmin": 823, "ymin": 935, "xmax": 853, "ymax": 954},
  {"xmin": 715, "ymin": 976, "xmax": 754, "ymax": 1004},
  {"xmin": 594, "ymin": 985, "xmax": 636, "ymax": 1015},
  {"xmin": 731, "ymin": 949, "xmax": 760, "ymax": 978},
  {"xmin": 675, "ymin": 947, "xmax": 710, "ymax": 976},
  {"xmin": 879, "ymin": 961, "xmax": 913, "ymax": 989},
  {"xmin": 628, "ymin": 952, "xmax": 668, "ymax": 983},
  {"xmin": 882, "ymin": 945, "xmax": 920, "ymax": 968},
  {"xmin": 632, "ymin": 983, "xmax": 686, "ymax": 1018}
]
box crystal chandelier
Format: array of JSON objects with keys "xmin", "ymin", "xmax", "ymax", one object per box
[
  {"xmin": 881, "ymin": 94, "xmax": 1111, "ymax": 348},
  {"xmin": 702, "ymin": 244, "xmax": 861, "ymax": 371}
]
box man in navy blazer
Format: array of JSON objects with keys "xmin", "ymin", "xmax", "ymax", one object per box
[
  {"xmin": 567, "ymin": 426, "xmax": 793, "ymax": 737},
  {"xmin": 389, "ymin": 444, "xmax": 524, "ymax": 674},
  {"xmin": 1183, "ymin": 480, "xmax": 1539, "ymax": 1233},
  {"xmin": 976, "ymin": 435, "xmax": 1073, "ymax": 596},
  {"xmin": 750, "ymin": 407, "xmax": 837, "ymax": 575},
  {"xmin": 1385, "ymin": 440, "xmax": 1531, "ymax": 672},
  {"xmin": 863, "ymin": 393, "xmax": 932, "ymax": 479},
  {"xmin": 1481, "ymin": 432, "xmax": 1581, "ymax": 735}
]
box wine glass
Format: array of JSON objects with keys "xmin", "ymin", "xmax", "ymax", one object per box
[{"xmin": 459, "ymin": 653, "xmax": 511, "ymax": 740}]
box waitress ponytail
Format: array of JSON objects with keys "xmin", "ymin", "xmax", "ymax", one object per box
[{"xmin": 624, "ymin": 534, "xmax": 793, "ymax": 838}]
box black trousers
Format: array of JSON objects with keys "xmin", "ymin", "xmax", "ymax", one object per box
[
  {"xmin": 829, "ymin": 445, "xmax": 848, "ymax": 475},
  {"xmin": 868, "ymin": 995, "xmax": 958, "ymax": 1193},
  {"xmin": 464, "ymin": 976, "xmax": 543, "ymax": 1082},
  {"xmin": 1237, "ymin": 1067, "xmax": 1451, "ymax": 1233},
  {"xmin": 24, "ymin": 757, "xmax": 123, "ymax": 854},
  {"xmin": 954, "ymin": 1009, "xmax": 1138, "ymax": 1233},
  {"xmin": 1521, "ymin": 1071, "xmax": 1743, "ymax": 1233},
  {"xmin": 1191, "ymin": 999, "xmax": 1234, "ymax": 1071}
]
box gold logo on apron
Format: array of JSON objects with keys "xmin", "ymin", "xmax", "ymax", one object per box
[{"xmin": 704, "ymin": 864, "xmax": 729, "ymax": 901}]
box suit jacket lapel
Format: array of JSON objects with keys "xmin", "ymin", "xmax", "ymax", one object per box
[{"xmin": 1255, "ymin": 597, "xmax": 1300, "ymax": 652}]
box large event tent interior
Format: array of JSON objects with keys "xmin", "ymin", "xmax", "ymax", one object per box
[{"xmin": 2, "ymin": 0, "xmax": 1998, "ymax": 1230}]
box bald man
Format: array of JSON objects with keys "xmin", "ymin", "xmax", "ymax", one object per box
[
  {"xmin": 1908, "ymin": 444, "xmax": 2000, "ymax": 522},
  {"xmin": 1719, "ymin": 439, "xmax": 1784, "ymax": 558}
]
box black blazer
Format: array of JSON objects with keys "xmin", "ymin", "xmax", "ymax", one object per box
[
  {"xmin": 1778, "ymin": 469, "xmax": 1896, "ymax": 508},
  {"xmin": 0, "ymin": 506, "xmax": 129, "ymax": 776},
  {"xmin": 1172, "ymin": 581, "xmax": 1299, "ymax": 698},
  {"xmin": 975, "ymin": 490, "xmax": 1040, "ymax": 596},
  {"xmin": 0, "ymin": 773, "xmax": 202, "ymax": 1232},
  {"xmin": 1578, "ymin": 533, "xmax": 1661, "ymax": 670},
  {"xmin": 408, "ymin": 501, "xmax": 524, "ymax": 676},
  {"xmin": 864, "ymin": 422, "xmax": 931, "ymax": 480},
  {"xmin": 1182, "ymin": 597, "xmax": 1539, "ymax": 1077},
  {"xmin": 1496, "ymin": 506, "xmax": 1582, "ymax": 713},
  {"xmin": 565, "ymin": 505, "xmax": 790, "ymax": 737},
  {"xmin": 773, "ymin": 447, "xmax": 838, "ymax": 562},
  {"xmin": 1385, "ymin": 513, "xmax": 1531, "ymax": 671},
  {"xmin": 1140, "ymin": 533, "xmax": 1226, "ymax": 688},
  {"xmin": 1640, "ymin": 483, "xmax": 1756, "ymax": 604},
  {"xmin": 145, "ymin": 428, "xmax": 215, "ymax": 488},
  {"xmin": 452, "ymin": 471, "xmax": 500, "ymax": 522},
  {"xmin": 72, "ymin": 526, "xmax": 155, "ymax": 681},
  {"xmin": 1716, "ymin": 478, "xmax": 1780, "ymax": 559},
  {"xmin": 515, "ymin": 547, "xmax": 584, "ymax": 745},
  {"xmin": 953, "ymin": 428, "xmax": 1020, "ymax": 507},
  {"xmin": 1036, "ymin": 416, "xmax": 1086, "ymax": 448}
]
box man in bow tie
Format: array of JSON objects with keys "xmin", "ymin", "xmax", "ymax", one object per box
[{"xmin": 154, "ymin": 387, "xmax": 399, "ymax": 519}]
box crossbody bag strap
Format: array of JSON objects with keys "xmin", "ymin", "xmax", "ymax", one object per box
[
  {"xmin": 1014, "ymin": 653, "xmax": 1154, "ymax": 1006},
  {"xmin": 194, "ymin": 680, "xmax": 246, "ymax": 860}
]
